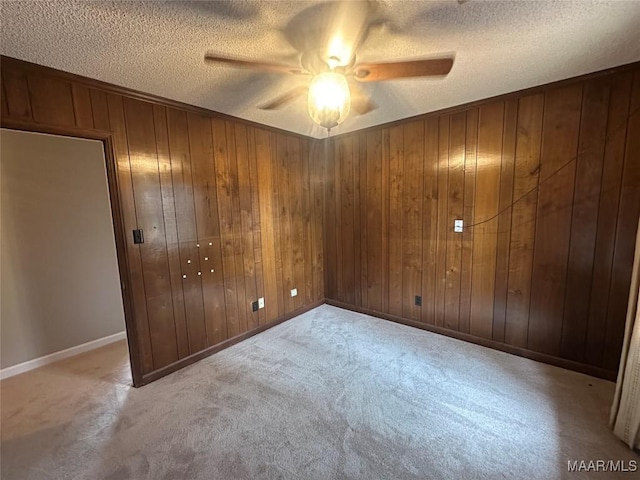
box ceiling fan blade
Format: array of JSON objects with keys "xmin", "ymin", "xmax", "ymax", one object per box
[
  {"xmin": 352, "ymin": 57, "xmax": 454, "ymax": 82},
  {"xmin": 204, "ymin": 53, "xmax": 306, "ymax": 75},
  {"xmin": 259, "ymin": 86, "xmax": 308, "ymax": 110},
  {"xmin": 349, "ymin": 83, "xmax": 377, "ymax": 115}
]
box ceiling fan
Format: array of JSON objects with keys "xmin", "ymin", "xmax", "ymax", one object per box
[{"xmin": 203, "ymin": 2, "xmax": 455, "ymax": 132}]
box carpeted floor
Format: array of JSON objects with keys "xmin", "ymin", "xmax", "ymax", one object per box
[{"xmin": 1, "ymin": 305, "xmax": 637, "ymax": 479}]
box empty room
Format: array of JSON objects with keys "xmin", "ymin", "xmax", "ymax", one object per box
[{"xmin": 1, "ymin": 1, "xmax": 639, "ymax": 479}]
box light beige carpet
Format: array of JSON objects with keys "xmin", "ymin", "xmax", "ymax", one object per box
[{"xmin": 1, "ymin": 305, "xmax": 637, "ymax": 479}]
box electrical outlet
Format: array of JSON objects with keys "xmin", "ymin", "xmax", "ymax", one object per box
[
  {"xmin": 291, "ymin": 288, "xmax": 298, "ymax": 297},
  {"xmin": 251, "ymin": 300, "xmax": 259, "ymax": 312},
  {"xmin": 415, "ymin": 295, "xmax": 422, "ymax": 306},
  {"xmin": 454, "ymin": 219, "xmax": 463, "ymax": 233},
  {"xmin": 258, "ymin": 297, "xmax": 265, "ymax": 309}
]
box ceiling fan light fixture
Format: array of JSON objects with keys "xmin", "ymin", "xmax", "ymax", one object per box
[{"xmin": 308, "ymin": 71, "xmax": 350, "ymax": 130}]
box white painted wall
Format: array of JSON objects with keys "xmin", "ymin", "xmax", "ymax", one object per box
[{"xmin": 1, "ymin": 129, "xmax": 126, "ymax": 369}]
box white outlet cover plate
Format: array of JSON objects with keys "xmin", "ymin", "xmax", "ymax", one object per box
[
  {"xmin": 258, "ymin": 297, "xmax": 265, "ymax": 309},
  {"xmin": 454, "ymin": 220, "xmax": 464, "ymax": 233},
  {"xmin": 291, "ymin": 288, "xmax": 297, "ymax": 297}
]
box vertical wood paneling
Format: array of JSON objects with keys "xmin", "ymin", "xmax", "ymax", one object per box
[
  {"xmin": 235, "ymin": 123, "xmax": 258, "ymax": 330},
  {"xmin": 324, "ymin": 140, "xmax": 337, "ymax": 301},
  {"xmin": 71, "ymin": 84, "xmax": 94, "ymax": 129},
  {"xmin": 166, "ymin": 109, "xmax": 207, "ymax": 353},
  {"xmin": 226, "ymin": 122, "xmax": 249, "ymax": 334},
  {"xmin": 90, "ymin": 89, "xmax": 110, "ymax": 131},
  {"xmin": 255, "ymin": 129, "xmax": 279, "ymax": 322},
  {"xmin": 435, "ymin": 116, "xmax": 449, "ymax": 327},
  {"xmin": 1, "ymin": 58, "xmax": 324, "ymax": 384},
  {"xmin": 270, "ymin": 132, "xmax": 286, "ymax": 318},
  {"xmin": 603, "ymin": 71, "xmax": 640, "ymax": 371},
  {"xmin": 27, "ymin": 75, "xmax": 76, "ymax": 126},
  {"xmin": 470, "ymin": 102, "xmax": 504, "ymax": 339},
  {"xmin": 277, "ymin": 134, "xmax": 295, "ymax": 314},
  {"xmin": 152, "ymin": 105, "xmax": 190, "ymax": 359},
  {"xmin": 353, "ymin": 137, "xmax": 362, "ymax": 308},
  {"xmin": 247, "ymin": 127, "xmax": 267, "ymax": 325},
  {"xmin": 188, "ymin": 113, "xmax": 227, "ymax": 345},
  {"xmin": 325, "ymin": 65, "xmax": 637, "ymax": 377},
  {"xmin": 336, "ymin": 136, "xmax": 356, "ymax": 303},
  {"xmin": 2, "ymin": 56, "xmax": 638, "ymax": 382},
  {"xmin": 3, "ymin": 68, "xmax": 32, "ymax": 119},
  {"xmin": 388, "ymin": 126, "xmax": 404, "ymax": 316},
  {"xmin": 301, "ymin": 139, "xmax": 313, "ymax": 307},
  {"xmin": 528, "ymin": 85, "xmax": 582, "ymax": 355},
  {"xmin": 366, "ymin": 130, "xmax": 384, "ymax": 312},
  {"xmin": 381, "ymin": 129, "xmax": 390, "ymax": 313},
  {"xmin": 288, "ymin": 137, "xmax": 305, "ymax": 311},
  {"xmin": 332, "ymin": 139, "xmax": 344, "ymax": 303},
  {"xmin": 211, "ymin": 118, "xmax": 240, "ymax": 337},
  {"xmin": 560, "ymin": 80, "xmax": 610, "ymax": 362},
  {"xmin": 444, "ymin": 112, "xmax": 466, "ymax": 330},
  {"xmin": 106, "ymin": 93, "xmax": 153, "ymax": 373},
  {"xmin": 492, "ymin": 99, "xmax": 518, "ymax": 342},
  {"xmin": 586, "ymin": 73, "xmax": 632, "ymax": 366},
  {"xmin": 459, "ymin": 109, "xmax": 478, "ymax": 334},
  {"xmin": 422, "ymin": 117, "xmax": 440, "ymax": 325},
  {"xmin": 1, "ymin": 75, "xmax": 9, "ymax": 117},
  {"xmin": 124, "ymin": 97, "xmax": 180, "ymax": 369},
  {"xmin": 358, "ymin": 134, "xmax": 369, "ymax": 308},
  {"xmin": 310, "ymin": 141, "xmax": 325, "ymax": 302},
  {"xmin": 401, "ymin": 121, "xmax": 423, "ymax": 321},
  {"xmin": 504, "ymin": 94, "xmax": 544, "ymax": 348},
  {"xmin": 339, "ymin": 136, "xmax": 356, "ymax": 305}
]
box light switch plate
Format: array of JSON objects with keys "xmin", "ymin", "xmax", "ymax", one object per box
[
  {"xmin": 454, "ymin": 219, "xmax": 464, "ymax": 233},
  {"xmin": 291, "ymin": 288, "xmax": 298, "ymax": 297},
  {"xmin": 258, "ymin": 297, "xmax": 265, "ymax": 309}
]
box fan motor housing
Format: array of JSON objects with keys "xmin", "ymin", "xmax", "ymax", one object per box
[{"xmin": 301, "ymin": 50, "xmax": 355, "ymax": 75}]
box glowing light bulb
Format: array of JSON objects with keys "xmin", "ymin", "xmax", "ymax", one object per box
[{"xmin": 308, "ymin": 72, "xmax": 350, "ymax": 130}]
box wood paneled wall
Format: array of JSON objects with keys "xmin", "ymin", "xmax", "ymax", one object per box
[
  {"xmin": 1, "ymin": 57, "xmax": 324, "ymax": 385},
  {"xmin": 325, "ymin": 66, "xmax": 640, "ymax": 378},
  {"xmin": 3, "ymin": 55, "xmax": 639, "ymax": 383}
]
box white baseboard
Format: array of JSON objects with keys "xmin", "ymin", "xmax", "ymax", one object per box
[{"xmin": 0, "ymin": 331, "xmax": 127, "ymax": 380}]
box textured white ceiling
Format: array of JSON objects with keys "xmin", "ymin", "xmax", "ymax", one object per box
[{"xmin": 2, "ymin": 1, "xmax": 639, "ymax": 138}]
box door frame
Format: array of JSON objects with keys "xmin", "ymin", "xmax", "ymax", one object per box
[{"xmin": 1, "ymin": 119, "xmax": 144, "ymax": 386}]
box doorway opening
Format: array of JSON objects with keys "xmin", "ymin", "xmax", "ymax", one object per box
[{"xmin": 1, "ymin": 128, "xmax": 133, "ymax": 386}]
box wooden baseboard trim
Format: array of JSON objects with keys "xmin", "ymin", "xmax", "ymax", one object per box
[
  {"xmin": 0, "ymin": 331, "xmax": 127, "ymax": 380},
  {"xmin": 140, "ymin": 299, "xmax": 325, "ymax": 386},
  {"xmin": 326, "ymin": 300, "xmax": 617, "ymax": 382}
]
